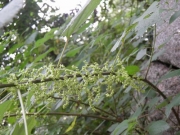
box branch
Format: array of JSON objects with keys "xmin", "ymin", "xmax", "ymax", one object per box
[
  {"xmin": 4, "ymin": 112, "xmax": 122, "ymax": 122},
  {"xmin": 51, "ymin": 96, "xmax": 117, "ymax": 118},
  {"xmin": 143, "ymin": 78, "xmax": 180, "ymax": 125},
  {"xmin": 0, "ymin": 72, "xmax": 115, "ymax": 89},
  {"xmin": 1, "ymin": 71, "xmax": 179, "ymax": 124},
  {"xmin": 0, "ymin": 0, "xmax": 25, "ymax": 28}
]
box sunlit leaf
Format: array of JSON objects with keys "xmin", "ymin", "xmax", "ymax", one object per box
[
  {"xmin": 125, "ymin": 65, "xmax": 140, "ymax": 75},
  {"xmin": 65, "ymin": 116, "xmax": 77, "ymax": 133},
  {"xmin": 12, "ymin": 118, "xmax": 36, "ymax": 135},
  {"xmin": 0, "ymin": 100, "xmax": 12, "ymax": 122},
  {"xmin": 0, "ymin": 45, "xmax": 4, "ymax": 53}
]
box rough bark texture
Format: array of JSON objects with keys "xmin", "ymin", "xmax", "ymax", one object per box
[{"xmin": 144, "ymin": 0, "xmax": 180, "ymax": 134}]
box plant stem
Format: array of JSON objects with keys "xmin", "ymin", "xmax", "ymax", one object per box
[{"xmin": 17, "ymin": 89, "xmax": 28, "ymax": 135}]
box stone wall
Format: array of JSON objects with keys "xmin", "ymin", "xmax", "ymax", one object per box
[{"xmin": 144, "ymin": 0, "xmax": 180, "ymax": 134}]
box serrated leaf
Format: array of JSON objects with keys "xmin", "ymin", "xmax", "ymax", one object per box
[
  {"xmin": 65, "ymin": 116, "xmax": 77, "ymax": 133},
  {"xmin": 169, "ymin": 9, "xmax": 180, "ymax": 24},
  {"xmin": 125, "ymin": 65, "xmax": 140, "ymax": 75},
  {"xmin": 0, "ymin": 100, "xmax": 12, "ymax": 122},
  {"xmin": 62, "ymin": 0, "xmax": 101, "ymax": 38},
  {"xmin": 147, "ymin": 120, "xmax": 169, "ymax": 135}
]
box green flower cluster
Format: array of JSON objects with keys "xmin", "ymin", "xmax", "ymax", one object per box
[{"xmin": 6, "ymin": 59, "xmax": 142, "ymax": 109}]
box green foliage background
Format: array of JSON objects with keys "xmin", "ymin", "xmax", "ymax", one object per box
[{"xmin": 0, "ymin": 0, "xmax": 179, "ymax": 134}]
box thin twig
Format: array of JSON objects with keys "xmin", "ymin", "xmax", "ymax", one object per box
[
  {"xmin": 112, "ymin": 95, "xmax": 118, "ymax": 116},
  {"xmin": 58, "ymin": 39, "xmax": 69, "ymax": 66},
  {"xmin": 145, "ymin": 24, "xmax": 156, "ymax": 79}
]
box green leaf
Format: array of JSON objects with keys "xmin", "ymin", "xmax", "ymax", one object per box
[
  {"xmin": 125, "ymin": 65, "xmax": 140, "ymax": 75},
  {"xmin": 66, "ymin": 46, "xmax": 82, "ymax": 57},
  {"xmin": 160, "ymin": 69, "xmax": 180, "ymax": 81},
  {"xmin": 111, "ymin": 31, "xmax": 125, "ymax": 52},
  {"xmin": 34, "ymin": 28, "xmax": 58, "ymax": 49},
  {"xmin": 0, "ymin": 45, "xmax": 4, "ymax": 53},
  {"xmin": 52, "ymin": 100, "xmax": 64, "ymax": 111},
  {"xmin": 62, "ymin": 0, "xmax": 102, "ymax": 38},
  {"xmin": 156, "ymin": 98, "xmax": 170, "ymax": 109},
  {"xmin": 152, "ymin": 49, "xmax": 165, "ymax": 61},
  {"xmin": 33, "ymin": 47, "xmax": 54, "ymax": 63},
  {"xmin": 25, "ymin": 91, "xmax": 34, "ymax": 111},
  {"xmin": 27, "ymin": 118, "xmax": 37, "ymax": 134},
  {"xmin": 131, "ymin": 107, "xmax": 142, "ymax": 118},
  {"xmin": 25, "ymin": 31, "xmax": 38, "ymax": 44},
  {"xmin": 65, "ymin": 116, "xmax": 77, "ymax": 133},
  {"xmin": 148, "ymin": 97, "xmax": 159, "ymax": 109},
  {"xmin": 147, "ymin": 120, "xmax": 169, "ymax": 135},
  {"xmin": 111, "ymin": 120, "xmax": 128, "ymax": 135},
  {"xmin": 0, "ymin": 100, "xmax": 12, "ymax": 122},
  {"xmin": 136, "ymin": 48, "xmax": 147, "ymax": 60},
  {"xmin": 133, "ymin": 1, "xmax": 161, "ymax": 38},
  {"xmin": 75, "ymin": 20, "xmax": 92, "ymax": 34},
  {"xmin": 165, "ymin": 93, "xmax": 180, "ymax": 117},
  {"xmin": 111, "ymin": 22, "xmax": 137, "ymax": 52},
  {"xmin": 12, "ymin": 118, "xmax": 36, "ymax": 135},
  {"xmin": 108, "ymin": 123, "xmax": 118, "ymax": 132},
  {"xmin": 9, "ymin": 43, "xmax": 24, "ymax": 54},
  {"xmin": 169, "ymin": 9, "xmax": 180, "ymax": 24}
]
